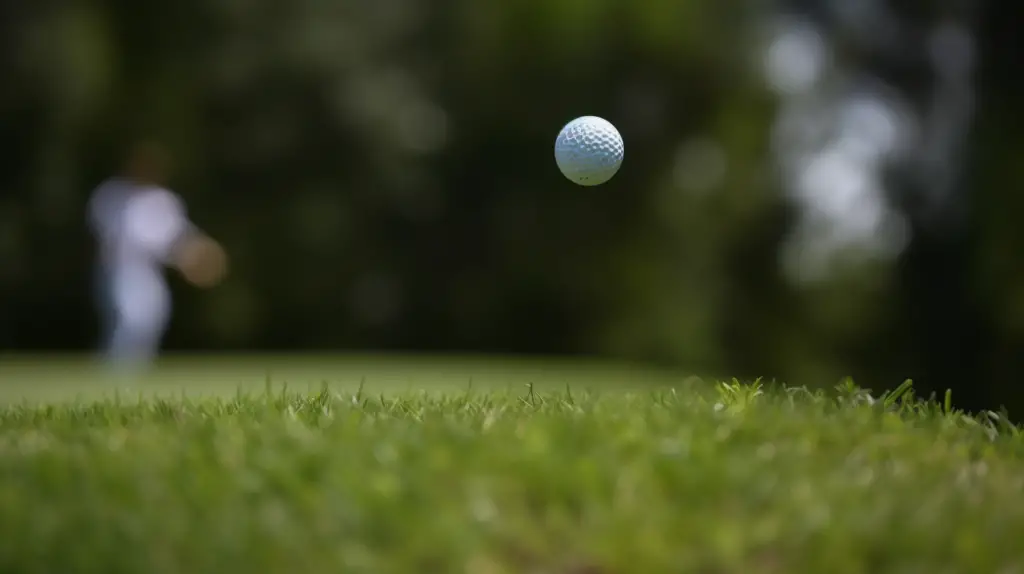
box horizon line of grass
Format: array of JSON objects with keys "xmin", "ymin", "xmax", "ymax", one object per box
[{"xmin": 2, "ymin": 377, "xmax": 1018, "ymax": 439}]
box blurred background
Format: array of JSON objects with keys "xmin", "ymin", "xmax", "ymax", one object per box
[{"xmin": 1, "ymin": 0, "xmax": 1021, "ymax": 413}]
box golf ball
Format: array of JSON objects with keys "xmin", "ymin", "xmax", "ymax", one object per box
[{"xmin": 554, "ymin": 116, "xmax": 624, "ymax": 186}]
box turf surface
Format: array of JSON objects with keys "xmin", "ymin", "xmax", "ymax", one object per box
[
  {"xmin": 0, "ymin": 356, "xmax": 1022, "ymax": 572},
  {"xmin": 0, "ymin": 353, "xmax": 681, "ymax": 402}
]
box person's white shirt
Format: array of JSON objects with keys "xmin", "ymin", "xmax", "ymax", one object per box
[{"xmin": 88, "ymin": 177, "xmax": 194, "ymax": 369}]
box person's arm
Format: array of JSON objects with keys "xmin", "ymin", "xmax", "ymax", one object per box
[
  {"xmin": 86, "ymin": 181, "xmax": 122, "ymax": 241},
  {"xmin": 173, "ymin": 232, "xmax": 229, "ymax": 288}
]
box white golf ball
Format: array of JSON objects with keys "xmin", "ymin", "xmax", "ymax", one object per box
[{"xmin": 554, "ymin": 116, "xmax": 624, "ymax": 186}]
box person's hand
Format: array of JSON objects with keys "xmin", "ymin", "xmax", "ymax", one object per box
[{"xmin": 175, "ymin": 234, "xmax": 228, "ymax": 288}]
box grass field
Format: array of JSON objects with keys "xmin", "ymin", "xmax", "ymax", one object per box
[
  {"xmin": 0, "ymin": 353, "xmax": 683, "ymax": 402},
  {"xmin": 1, "ymin": 355, "xmax": 1023, "ymax": 572}
]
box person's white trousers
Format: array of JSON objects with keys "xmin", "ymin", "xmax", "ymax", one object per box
[{"xmin": 97, "ymin": 263, "xmax": 171, "ymax": 370}]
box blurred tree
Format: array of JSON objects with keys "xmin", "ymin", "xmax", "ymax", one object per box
[{"xmin": 972, "ymin": 0, "xmax": 1024, "ymax": 412}]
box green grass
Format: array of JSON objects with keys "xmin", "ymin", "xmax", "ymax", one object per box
[
  {"xmin": 0, "ymin": 353, "xmax": 682, "ymax": 402},
  {"xmin": 1, "ymin": 361, "xmax": 1023, "ymax": 572}
]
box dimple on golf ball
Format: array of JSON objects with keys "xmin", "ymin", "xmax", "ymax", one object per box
[{"xmin": 554, "ymin": 116, "xmax": 624, "ymax": 186}]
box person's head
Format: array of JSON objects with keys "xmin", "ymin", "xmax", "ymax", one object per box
[{"xmin": 122, "ymin": 140, "xmax": 172, "ymax": 185}]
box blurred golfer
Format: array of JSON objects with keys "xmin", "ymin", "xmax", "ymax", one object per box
[{"xmin": 88, "ymin": 141, "xmax": 228, "ymax": 371}]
